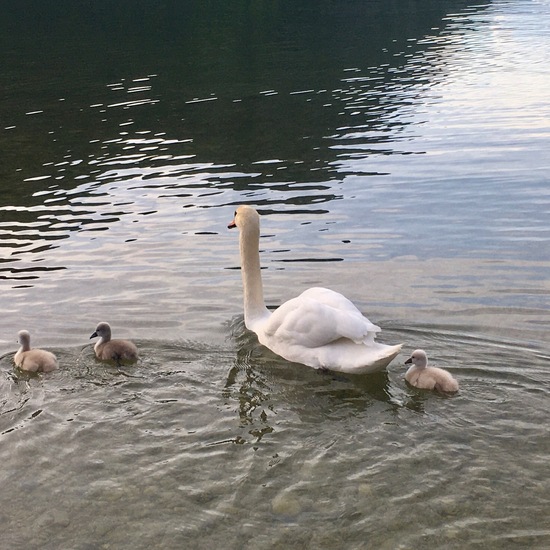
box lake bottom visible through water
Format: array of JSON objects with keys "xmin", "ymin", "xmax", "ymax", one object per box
[{"xmin": 1, "ymin": 306, "xmax": 548, "ymax": 549}]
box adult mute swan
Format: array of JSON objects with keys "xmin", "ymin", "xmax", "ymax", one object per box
[
  {"xmin": 228, "ymin": 205, "xmax": 402, "ymax": 374},
  {"xmin": 405, "ymin": 349, "xmax": 459, "ymax": 393},
  {"xmin": 14, "ymin": 330, "xmax": 58, "ymax": 373},
  {"xmin": 90, "ymin": 322, "xmax": 138, "ymax": 363}
]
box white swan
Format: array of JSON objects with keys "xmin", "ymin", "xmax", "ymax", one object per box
[
  {"xmin": 228, "ymin": 205, "xmax": 402, "ymax": 373},
  {"xmin": 14, "ymin": 330, "xmax": 58, "ymax": 373},
  {"xmin": 404, "ymin": 349, "xmax": 459, "ymax": 393},
  {"xmin": 90, "ymin": 322, "xmax": 138, "ymax": 363}
]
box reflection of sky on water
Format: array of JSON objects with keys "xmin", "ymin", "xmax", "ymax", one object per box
[{"xmin": 1, "ymin": 1, "xmax": 549, "ymax": 350}]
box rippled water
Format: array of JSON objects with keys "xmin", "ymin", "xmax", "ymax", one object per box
[{"xmin": 1, "ymin": 1, "xmax": 549, "ymax": 548}]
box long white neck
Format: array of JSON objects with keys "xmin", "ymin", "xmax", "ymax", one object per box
[{"xmin": 239, "ymin": 220, "xmax": 269, "ymax": 326}]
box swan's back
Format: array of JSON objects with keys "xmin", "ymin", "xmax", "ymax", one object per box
[{"xmin": 253, "ymin": 286, "xmax": 400, "ymax": 373}]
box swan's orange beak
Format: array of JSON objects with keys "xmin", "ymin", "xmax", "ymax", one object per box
[{"xmin": 228, "ymin": 219, "xmax": 236, "ymax": 229}]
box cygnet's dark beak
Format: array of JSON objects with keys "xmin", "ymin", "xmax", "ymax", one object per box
[
  {"xmin": 404, "ymin": 357, "xmax": 412, "ymax": 364},
  {"xmin": 90, "ymin": 331, "xmax": 98, "ymax": 339},
  {"xmin": 228, "ymin": 219, "xmax": 236, "ymax": 229}
]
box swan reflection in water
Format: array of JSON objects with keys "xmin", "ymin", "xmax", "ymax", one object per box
[{"xmin": 223, "ymin": 315, "xmax": 425, "ymax": 446}]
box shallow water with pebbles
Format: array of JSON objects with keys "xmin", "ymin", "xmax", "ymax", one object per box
[{"xmin": 1, "ymin": 324, "xmax": 548, "ymax": 548}]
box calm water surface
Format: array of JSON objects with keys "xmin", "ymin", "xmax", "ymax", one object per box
[{"xmin": 1, "ymin": 1, "xmax": 549, "ymax": 548}]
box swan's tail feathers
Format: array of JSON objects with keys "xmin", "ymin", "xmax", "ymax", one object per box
[
  {"xmin": 375, "ymin": 343, "xmax": 402, "ymax": 367},
  {"xmin": 352, "ymin": 343, "xmax": 403, "ymax": 374},
  {"xmin": 381, "ymin": 343, "xmax": 402, "ymax": 362}
]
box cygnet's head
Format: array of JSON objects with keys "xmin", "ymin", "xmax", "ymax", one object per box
[
  {"xmin": 90, "ymin": 322, "xmax": 112, "ymax": 341},
  {"xmin": 227, "ymin": 205, "xmax": 260, "ymax": 231},
  {"xmin": 17, "ymin": 330, "xmax": 31, "ymax": 346},
  {"xmin": 405, "ymin": 349, "xmax": 428, "ymax": 368}
]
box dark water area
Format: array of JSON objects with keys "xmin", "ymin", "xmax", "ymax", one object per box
[
  {"xmin": 1, "ymin": 1, "xmax": 550, "ymax": 548},
  {"xmin": 2, "ymin": 1, "xmax": 481, "ymax": 182}
]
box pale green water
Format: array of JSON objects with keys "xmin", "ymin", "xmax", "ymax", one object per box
[{"xmin": 1, "ymin": 1, "xmax": 549, "ymax": 548}]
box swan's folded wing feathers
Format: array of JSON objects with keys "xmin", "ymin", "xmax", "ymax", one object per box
[
  {"xmin": 298, "ymin": 287, "xmax": 382, "ymax": 343},
  {"xmin": 333, "ymin": 309, "xmax": 380, "ymax": 344},
  {"xmin": 263, "ymin": 295, "xmax": 380, "ymax": 348},
  {"xmin": 263, "ymin": 298, "xmax": 340, "ymax": 347}
]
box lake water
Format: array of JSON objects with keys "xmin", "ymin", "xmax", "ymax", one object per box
[{"xmin": 1, "ymin": 1, "xmax": 549, "ymax": 548}]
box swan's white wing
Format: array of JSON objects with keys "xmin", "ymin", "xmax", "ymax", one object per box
[
  {"xmin": 261, "ymin": 288, "xmax": 380, "ymax": 348},
  {"xmin": 298, "ymin": 287, "xmax": 362, "ymax": 312},
  {"xmin": 299, "ymin": 288, "xmax": 380, "ymax": 330}
]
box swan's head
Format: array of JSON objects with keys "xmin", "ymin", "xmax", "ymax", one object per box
[
  {"xmin": 90, "ymin": 322, "xmax": 112, "ymax": 341},
  {"xmin": 405, "ymin": 349, "xmax": 428, "ymax": 368},
  {"xmin": 17, "ymin": 330, "xmax": 31, "ymax": 347},
  {"xmin": 228, "ymin": 205, "xmax": 260, "ymax": 231}
]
